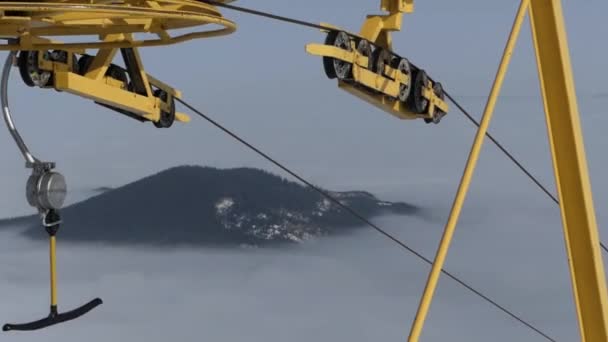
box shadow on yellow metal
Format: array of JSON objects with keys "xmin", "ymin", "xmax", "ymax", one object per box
[
  {"xmin": 406, "ymin": 0, "xmax": 608, "ymax": 341},
  {"xmin": 305, "ymin": 0, "xmax": 448, "ymax": 124}
]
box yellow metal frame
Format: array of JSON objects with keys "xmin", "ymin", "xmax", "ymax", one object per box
[
  {"xmin": 27, "ymin": 35, "xmax": 190, "ymax": 123},
  {"xmin": 406, "ymin": 0, "xmax": 608, "ymax": 341},
  {"xmin": 0, "ymin": 0, "xmax": 237, "ymax": 123},
  {"xmin": 305, "ymin": 0, "xmax": 448, "ymax": 123},
  {"xmin": 530, "ymin": 0, "xmax": 608, "ymax": 339},
  {"xmin": 0, "ymin": 0, "xmax": 237, "ymax": 51}
]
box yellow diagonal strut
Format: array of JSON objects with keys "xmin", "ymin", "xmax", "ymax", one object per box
[
  {"xmin": 407, "ymin": 1, "xmax": 530, "ymax": 340},
  {"xmin": 530, "ymin": 0, "xmax": 608, "ymax": 340}
]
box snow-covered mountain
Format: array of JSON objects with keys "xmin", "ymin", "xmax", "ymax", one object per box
[{"xmin": 1, "ymin": 166, "xmax": 419, "ymax": 246}]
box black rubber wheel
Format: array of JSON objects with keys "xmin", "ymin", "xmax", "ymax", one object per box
[
  {"xmin": 392, "ymin": 57, "xmax": 412, "ymax": 102},
  {"xmin": 153, "ymin": 89, "xmax": 175, "ymax": 128},
  {"xmin": 18, "ymin": 51, "xmax": 52, "ymax": 87},
  {"xmin": 372, "ymin": 48, "xmax": 391, "ymax": 76},
  {"xmin": 323, "ymin": 31, "xmax": 339, "ymax": 79},
  {"xmin": 323, "ymin": 31, "xmax": 352, "ymax": 80},
  {"xmin": 77, "ymin": 54, "xmax": 94, "ymax": 76},
  {"xmin": 357, "ymin": 39, "xmax": 373, "ymax": 70},
  {"xmin": 408, "ymin": 69, "xmax": 430, "ymax": 114}
]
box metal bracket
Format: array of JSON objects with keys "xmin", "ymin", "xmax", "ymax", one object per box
[{"xmin": 1, "ymin": 51, "xmax": 51, "ymax": 168}]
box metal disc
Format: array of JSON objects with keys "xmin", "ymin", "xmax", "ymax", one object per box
[
  {"xmin": 430, "ymin": 82, "xmax": 446, "ymax": 124},
  {"xmin": 357, "ymin": 39, "xmax": 373, "ymax": 69},
  {"xmin": 408, "ymin": 69, "xmax": 430, "ymax": 114},
  {"xmin": 372, "ymin": 48, "xmax": 391, "ymax": 76},
  {"xmin": 26, "ymin": 171, "xmax": 67, "ymax": 211},
  {"xmin": 332, "ymin": 31, "xmax": 353, "ymax": 80},
  {"xmin": 39, "ymin": 172, "xmax": 67, "ymax": 210},
  {"xmin": 433, "ymin": 82, "xmax": 445, "ymax": 102},
  {"xmin": 394, "ymin": 57, "xmax": 412, "ymax": 102}
]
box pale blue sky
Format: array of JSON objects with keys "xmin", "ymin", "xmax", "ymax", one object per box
[
  {"xmin": 0, "ymin": 0, "xmax": 606, "ymax": 218},
  {"xmin": 1, "ymin": 2, "xmax": 608, "ymax": 341}
]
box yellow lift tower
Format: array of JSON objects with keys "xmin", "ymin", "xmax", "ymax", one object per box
[
  {"xmin": 396, "ymin": 1, "xmax": 608, "ymax": 341},
  {"xmin": 307, "ymin": 0, "xmax": 608, "ymax": 340}
]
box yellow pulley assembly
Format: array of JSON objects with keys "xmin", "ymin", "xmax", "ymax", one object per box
[
  {"xmin": 306, "ymin": 0, "xmax": 449, "ymax": 124},
  {"xmin": 0, "ymin": 0, "xmax": 237, "ymax": 128}
]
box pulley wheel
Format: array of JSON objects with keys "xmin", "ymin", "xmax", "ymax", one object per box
[
  {"xmin": 357, "ymin": 39, "xmax": 373, "ymax": 69},
  {"xmin": 393, "ymin": 57, "xmax": 412, "ymax": 102},
  {"xmin": 323, "ymin": 31, "xmax": 352, "ymax": 80},
  {"xmin": 408, "ymin": 69, "xmax": 430, "ymax": 114},
  {"xmin": 153, "ymin": 89, "xmax": 175, "ymax": 128},
  {"xmin": 323, "ymin": 31, "xmax": 338, "ymax": 79},
  {"xmin": 77, "ymin": 54, "xmax": 94, "ymax": 76},
  {"xmin": 372, "ymin": 48, "xmax": 391, "ymax": 76},
  {"xmin": 434, "ymin": 82, "xmax": 445, "ymax": 99},
  {"xmin": 18, "ymin": 51, "xmax": 52, "ymax": 87},
  {"xmin": 427, "ymin": 82, "xmax": 446, "ymax": 124}
]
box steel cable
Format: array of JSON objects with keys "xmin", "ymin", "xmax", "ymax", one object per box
[
  {"xmin": 177, "ymin": 97, "xmax": 557, "ymax": 342},
  {"xmin": 202, "ymin": 0, "xmax": 608, "ymax": 256}
]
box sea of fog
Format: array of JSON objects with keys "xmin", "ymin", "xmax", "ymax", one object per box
[
  {"xmin": 0, "ymin": 207, "xmax": 580, "ymax": 342},
  {"xmin": 0, "ymin": 93, "xmax": 607, "ymax": 341}
]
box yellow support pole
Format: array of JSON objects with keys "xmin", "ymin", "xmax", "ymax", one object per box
[
  {"xmin": 406, "ymin": 1, "xmax": 530, "ymax": 340},
  {"xmin": 49, "ymin": 236, "xmax": 58, "ymax": 308},
  {"xmin": 529, "ymin": 1, "xmax": 608, "ymax": 340}
]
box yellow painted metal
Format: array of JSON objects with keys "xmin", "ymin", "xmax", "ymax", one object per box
[
  {"xmin": 0, "ymin": 0, "xmax": 237, "ymax": 51},
  {"xmin": 31, "ymin": 29, "xmax": 188, "ymax": 123},
  {"xmin": 305, "ymin": 0, "xmax": 449, "ymax": 123},
  {"xmin": 127, "ymin": 42, "xmax": 154, "ymax": 98},
  {"xmin": 339, "ymin": 83, "xmax": 417, "ymax": 120},
  {"xmin": 53, "ymin": 70, "xmax": 189, "ymax": 123},
  {"xmin": 147, "ymin": 75, "xmax": 183, "ymax": 100},
  {"xmin": 175, "ymin": 112, "xmax": 191, "ymax": 123},
  {"xmin": 382, "ymin": 0, "xmax": 414, "ymax": 14},
  {"xmin": 49, "ymin": 236, "xmax": 57, "ymax": 307},
  {"xmin": 529, "ymin": 6, "xmax": 585, "ymax": 340},
  {"xmin": 54, "ymin": 71, "xmax": 159, "ymax": 120},
  {"xmin": 529, "ymin": 1, "xmax": 608, "ymax": 340},
  {"xmin": 0, "ymin": 0, "xmax": 223, "ymax": 123},
  {"xmin": 406, "ymin": 1, "xmax": 530, "ymax": 340},
  {"xmin": 305, "ymin": 43, "xmax": 405, "ymax": 98},
  {"xmin": 306, "ymin": 44, "xmax": 357, "ymax": 65},
  {"xmin": 361, "ymin": 0, "xmax": 408, "ymax": 49}
]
